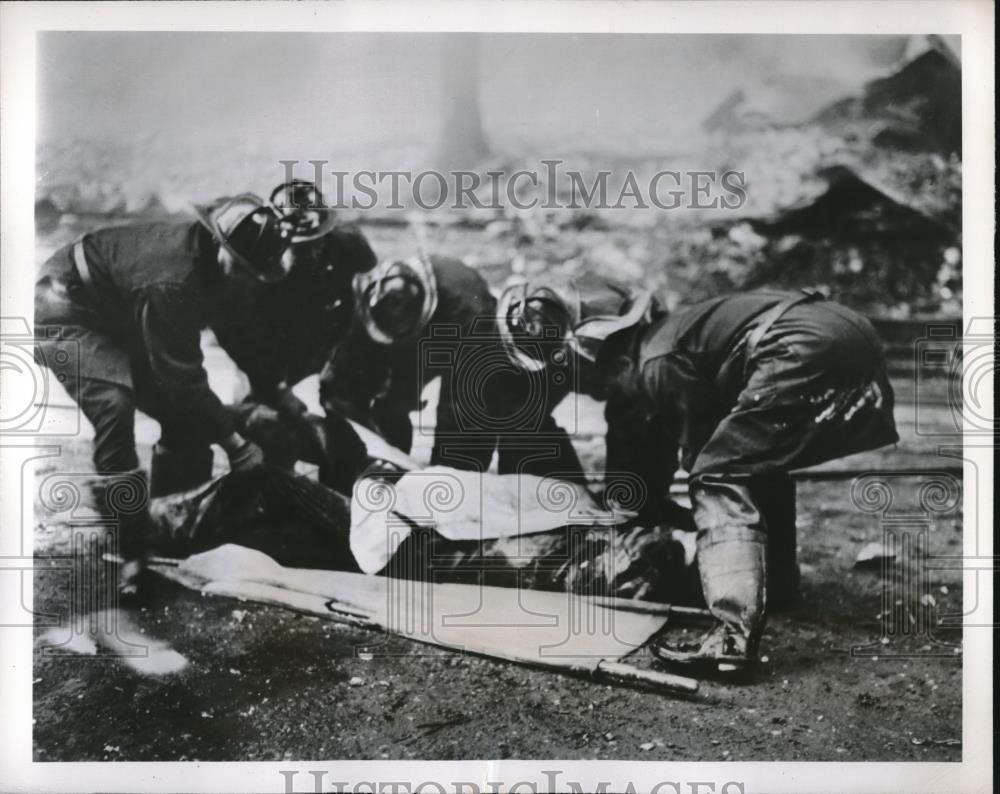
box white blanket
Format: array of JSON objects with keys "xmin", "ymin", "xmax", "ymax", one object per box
[{"xmin": 349, "ymin": 467, "xmax": 627, "ymax": 573}]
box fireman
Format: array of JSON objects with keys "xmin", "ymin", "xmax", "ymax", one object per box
[
  {"xmin": 500, "ymin": 280, "xmax": 898, "ymax": 676},
  {"xmin": 320, "ymin": 255, "xmax": 585, "ymax": 480},
  {"xmin": 206, "ymin": 180, "xmax": 377, "ymax": 492},
  {"xmin": 261, "ymin": 179, "xmax": 377, "ymax": 385},
  {"xmin": 34, "ymin": 194, "xmax": 293, "ymax": 598}
]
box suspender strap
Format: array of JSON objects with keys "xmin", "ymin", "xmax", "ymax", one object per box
[
  {"xmin": 72, "ymin": 238, "xmax": 93, "ymax": 286},
  {"xmin": 72, "ymin": 237, "xmax": 98, "ymax": 298},
  {"xmin": 743, "ymin": 290, "xmax": 824, "ymax": 379}
]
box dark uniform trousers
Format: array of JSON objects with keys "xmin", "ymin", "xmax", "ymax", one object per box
[
  {"xmin": 34, "ymin": 228, "xmax": 232, "ymax": 558},
  {"xmin": 36, "ymin": 266, "xmax": 196, "ymax": 475}
]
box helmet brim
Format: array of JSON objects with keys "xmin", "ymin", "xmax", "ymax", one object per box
[
  {"xmin": 284, "ymin": 208, "xmax": 340, "ymax": 243},
  {"xmin": 571, "ymin": 289, "xmax": 655, "ymax": 359},
  {"xmin": 194, "ymin": 202, "xmax": 254, "ymax": 272},
  {"xmin": 497, "ymin": 281, "xmax": 570, "ymax": 372},
  {"xmin": 193, "ymin": 200, "xmax": 288, "ymax": 281},
  {"xmin": 356, "ymin": 255, "xmax": 439, "ymax": 345}
]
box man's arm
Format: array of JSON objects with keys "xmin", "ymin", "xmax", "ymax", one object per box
[
  {"xmin": 602, "ymin": 352, "xmax": 690, "ymax": 525},
  {"xmin": 209, "ymin": 295, "xmax": 293, "ymax": 407},
  {"xmin": 318, "ymin": 320, "xmax": 392, "ymax": 427},
  {"xmin": 137, "ymin": 284, "xmax": 237, "ymax": 442}
]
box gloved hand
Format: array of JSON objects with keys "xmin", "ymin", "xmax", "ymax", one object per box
[
  {"xmin": 226, "ymin": 438, "xmax": 266, "ymax": 472},
  {"xmin": 274, "ymin": 384, "xmax": 309, "ymax": 419}
]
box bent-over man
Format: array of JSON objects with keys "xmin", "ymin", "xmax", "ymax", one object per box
[
  {"xmin": 500, "ymin": 281, "xmax": 898, "ymax": 676},
  {"xmin": 35, "ymin": 194, "xmax": 292, "ymax": 597}
]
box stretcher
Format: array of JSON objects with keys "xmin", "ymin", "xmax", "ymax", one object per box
[{"xmin": 143, "ymin": 543, "xmax": 703, "ymax": 698}]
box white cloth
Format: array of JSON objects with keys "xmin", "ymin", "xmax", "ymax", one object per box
[
  {"xmin": 347, "ymin": 419, "xmax": 419, "ymax": 470},
  {"xmin": 349, "ymin": 467, "xmax": 625, "ymax": 574}
]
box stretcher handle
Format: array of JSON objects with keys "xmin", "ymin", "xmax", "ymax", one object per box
[
  {"xmin": 596, "ymin": 660, "xmax": 699, "ymax": 695},
  {"xmin": 581, "ymin": 595, "xmax": 713, "ymax": 620}
]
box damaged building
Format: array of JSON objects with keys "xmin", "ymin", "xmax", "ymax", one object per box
[
  {"xmin": 814, "ymin": 36, "xmax": 962, "ymax": 154},
  {"xmin": 735, "ymin": 164, "xmax": 958, "ymax": 306}
]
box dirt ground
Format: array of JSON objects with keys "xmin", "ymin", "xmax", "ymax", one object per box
[{"xmin": 32, "ymin": 424, "xmax": 963, "ymax": 764}]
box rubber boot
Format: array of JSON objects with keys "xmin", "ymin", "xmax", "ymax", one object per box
[
  {"xmin": 652, "ymin": 477, "xmax": 767, "ymax": 678},
  {"xmin": 92, "ymin": 469, "xmax": 153, "ymax": 603},
  {"xmin": 691, "ymin": 524, "xmax": 767, "ymax": 668},
  {"xmin": 150, "ymin": 442, "xmax": 214, "ymax": 498},
  {"xmin": 751, "ymin": 473, "xmax": 801, "ymax": 609}
]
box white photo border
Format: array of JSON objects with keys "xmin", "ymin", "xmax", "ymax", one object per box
[{"xmin": 1, "ymin": 1, "xmax": 993, "ymax": 792}]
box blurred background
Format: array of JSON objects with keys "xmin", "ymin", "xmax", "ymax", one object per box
[{"xmin": 36, "ymin": 32, "xmax": 962, "ymax": 315}]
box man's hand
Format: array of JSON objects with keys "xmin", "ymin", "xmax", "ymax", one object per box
[
  {"xmin": 222, "ymin": 433, "xmax": 266, "ymax": 471},
  {"xmin": 274, "ymin": 384, "xmax": 309, "ymax": 419}
]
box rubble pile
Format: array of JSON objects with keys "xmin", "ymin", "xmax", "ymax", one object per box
[{"xmin": 814, "ymin": 45, "xmax": 961, "ymax": 155}]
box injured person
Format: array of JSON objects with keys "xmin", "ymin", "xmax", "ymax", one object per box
[
  {"xmin": 143, "ymin": 460, "xmax": 702, "ymax": 605},
  {"xmin": 499, "ymin": 278, "xmax": 899, "ymax": 678}
]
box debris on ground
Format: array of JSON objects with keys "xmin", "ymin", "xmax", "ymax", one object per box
[
  {"xmin": 910, "ymin": 737, "xmax": 961, "ymax": 747},
  {"xmin": 854, "ymin": 541, "xmax": 897, "ymax": 569}
]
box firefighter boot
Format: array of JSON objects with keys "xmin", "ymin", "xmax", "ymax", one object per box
[
  {"xmin": 92, "ymin": 469, "xmax": 154, "ymax": 603},
  {"xmin": 751, "ymin": 473, "xmax": 801, "ymax": 609},
  {"xmin": 652, "ymin": 478, "xmax": 767, "ymax": 678}
]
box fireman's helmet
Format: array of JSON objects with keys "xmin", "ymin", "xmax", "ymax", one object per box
[
  {"xmin": 499, "ymin": 274, "xmax": 655, "ymax": 371},
  {"xmin": 355, "ymin": 256, "xmax": 439, "ymax": 344},
  {"xmin": 497, "ymin": 281, "xmax": 575, "ymax": 372},
  {"xmin": 195, "ymin": 193, "xmax": 292, "ymax": 283},
  {"xmin": 269, "ymin": 180, "xmax": 339, "ymax": 243}
]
